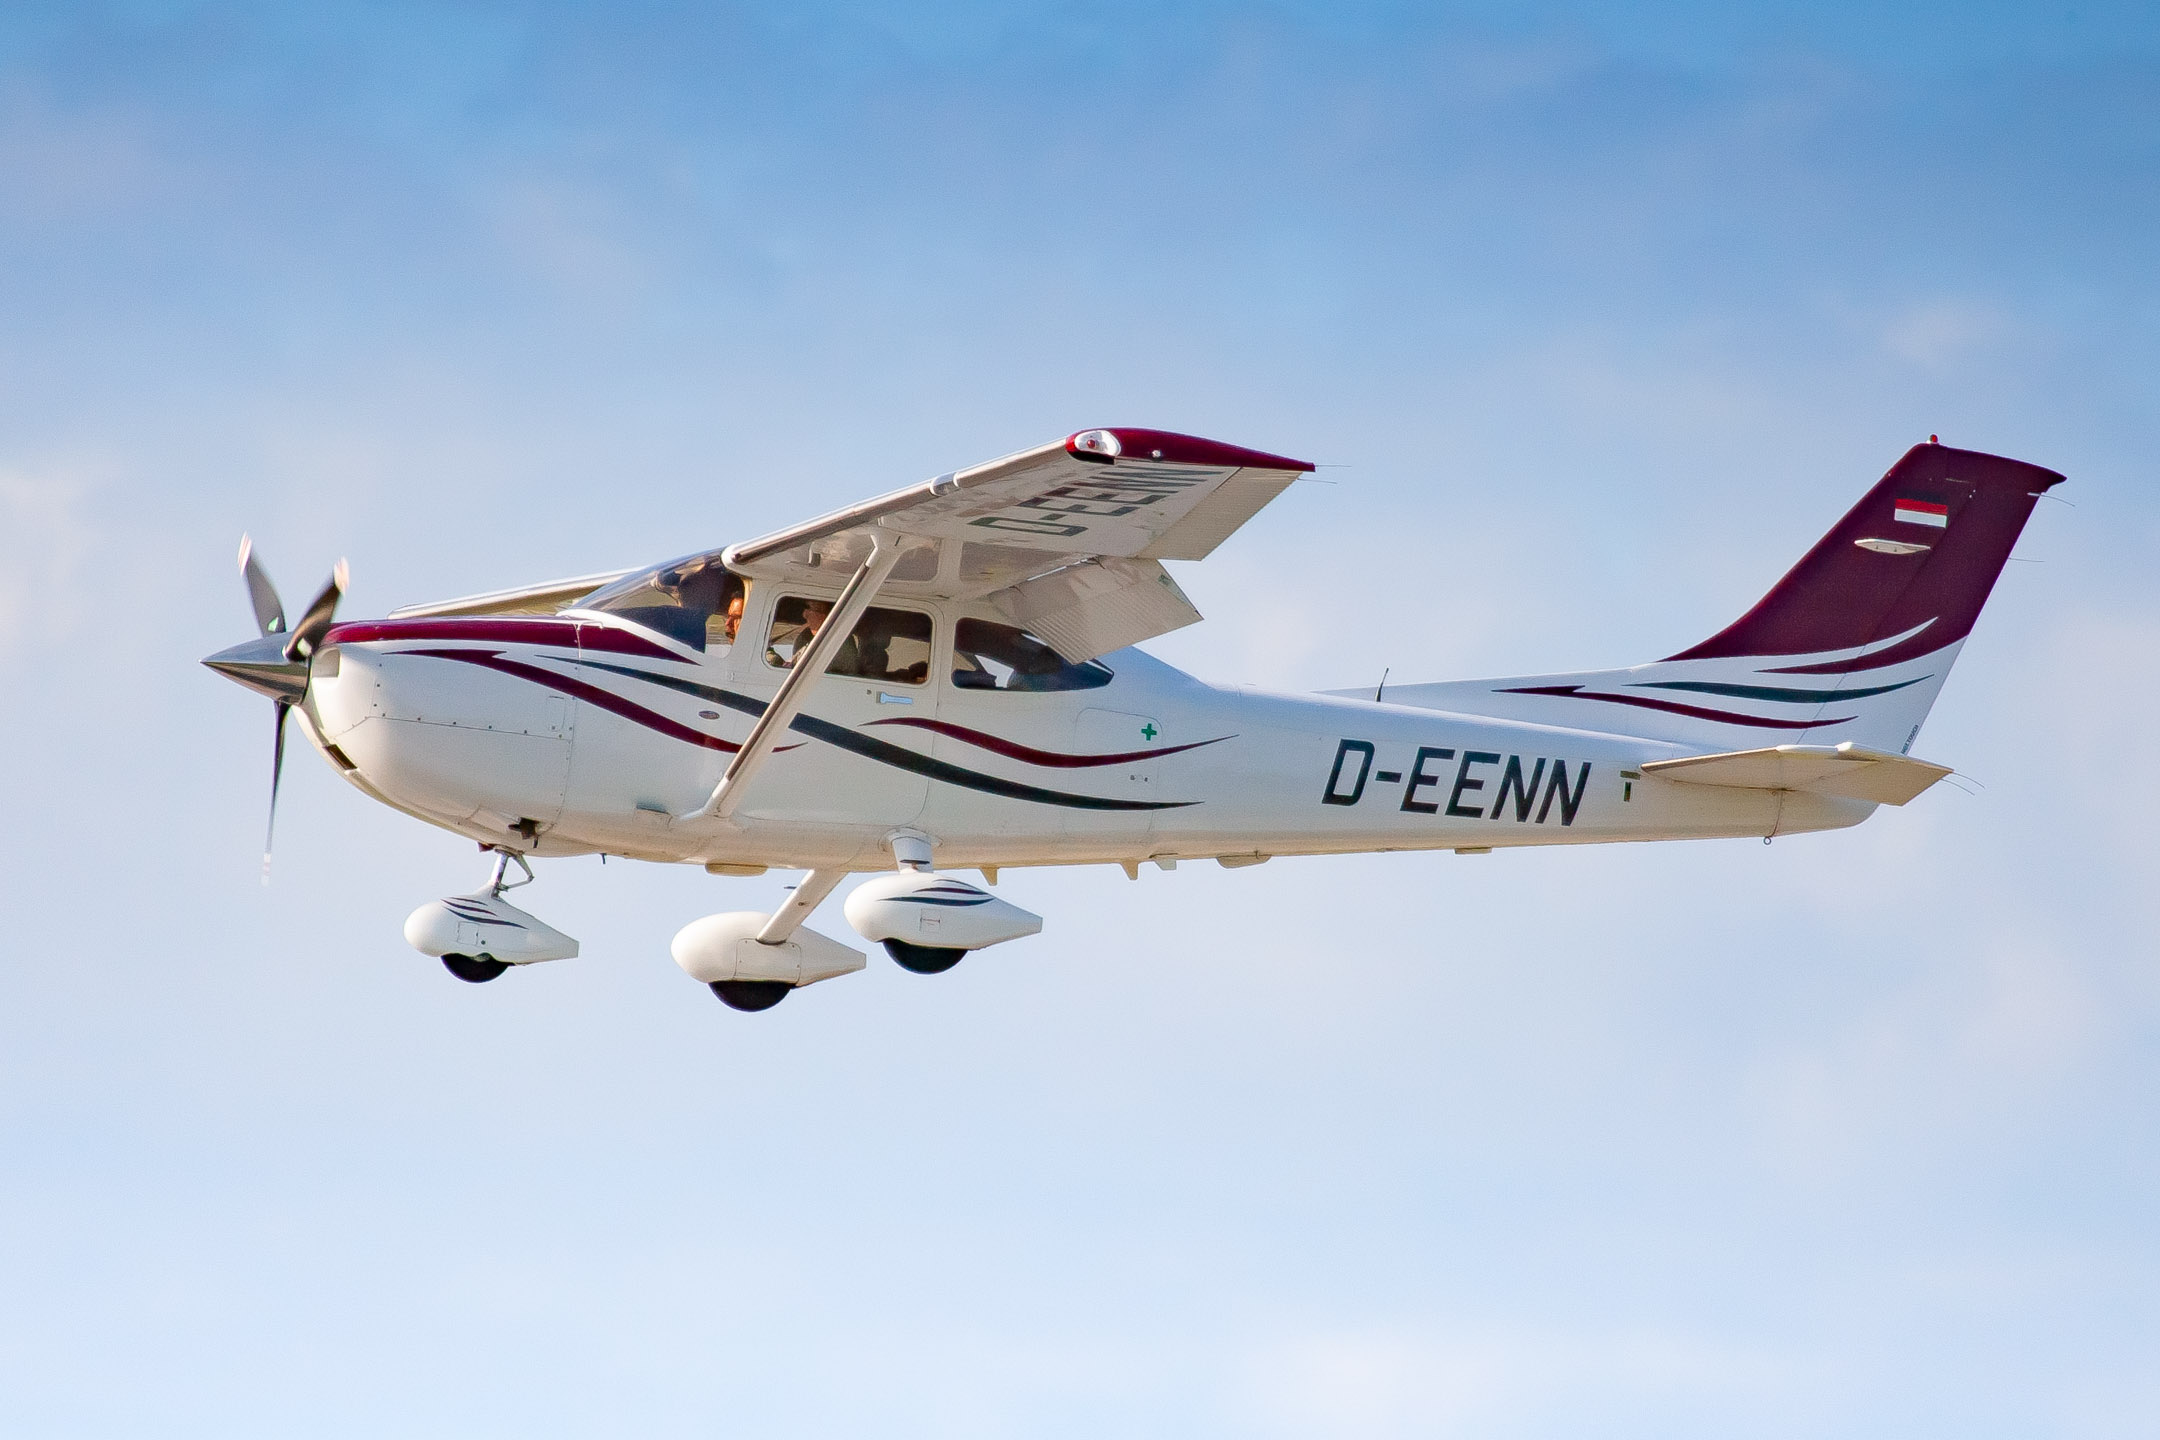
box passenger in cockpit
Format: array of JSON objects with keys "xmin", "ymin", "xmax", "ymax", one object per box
[{"xmin": 769, "ymin": 597, "xmax": 855, "ymax": 671}]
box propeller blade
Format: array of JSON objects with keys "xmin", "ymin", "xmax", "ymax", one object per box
[
  {"xmin": 263, "ymin": 700, "xmax": 289, "ymax": 884},
  {"xmin": 282, "ymin": 558, "xmax": 349, "ymax": 662},
  {"xmin": 237, "ymin": 534, "xmax": 286, "ymax": 637}
]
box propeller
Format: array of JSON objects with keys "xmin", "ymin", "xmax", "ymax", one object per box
[
  {"xmin": 238, "ymin": 534, "xmax": 285, "ymax": 639},
  {"xmin": 204, "ymin": 536, "xmax": 346, "ymax": 883}
]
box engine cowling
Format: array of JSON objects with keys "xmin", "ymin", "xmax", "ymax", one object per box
[
  {"xmin": 842, "ymin": 873, "xmax": 1044, "ymax": 952},
  {"xmin": 671, "ymin": 912, "xmax": 865, "ymax": 987}
]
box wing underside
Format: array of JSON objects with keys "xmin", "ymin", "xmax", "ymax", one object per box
[{"xmin": 723, "ymin": 428, "xmax": 1312, "ymax": 660}]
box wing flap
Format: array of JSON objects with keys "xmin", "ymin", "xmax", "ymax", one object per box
[
  {"xmin": 1641, "ymin": 743, "xmax": 1952, "ymax": 805},
  {"xmin": 990, "ymin": 558, "xmax": 1203, "ymax": 662}
]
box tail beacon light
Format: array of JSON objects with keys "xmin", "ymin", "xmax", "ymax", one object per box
[
  {"xmin": 404, "ymin": 892, "xmax": 580, "ymax": 966},
  {"xmin": 843, "ymin": 873, "xmax": 1044, "ymax": 952},
  {"xmin": 671, "ymin": 913, "xmax": 865, "ymax": 988}
]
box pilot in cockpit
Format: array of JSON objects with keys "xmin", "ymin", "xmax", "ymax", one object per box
[
  {"xmin": 584, "ymin": 554, "xmax": 743, "ymax": 652},
  {"xmin": 661, "ymin": 562, "xmax": 744, "ymax": 651}
]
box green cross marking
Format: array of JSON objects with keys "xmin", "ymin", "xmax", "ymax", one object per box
[{"xmin": 1141, "ymin": 723, "xmax": 1158, "ymax": 741}]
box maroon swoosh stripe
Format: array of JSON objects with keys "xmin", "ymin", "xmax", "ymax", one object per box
[
  {"xmin": 1497, "ymin": 685, "xmax": 1856, "ymax": 730},
  {"xmin": 1764, "ymin": 638, "xmax": 1952, "ymax": 676},
  {"xmin": 863, "ymin": 716, "xmax": 1231, "ymax": 767},
  {"xmin": 327, "ymin": 617, "xmax": 680, "ymax": 661},
  {"xmin": 407, "ymin": 649, "xmax": 744, "ymax": 753}
]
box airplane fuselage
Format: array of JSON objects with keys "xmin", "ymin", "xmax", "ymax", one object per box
[{"xmin": 305, "ymin": 607, "xmax": 1869, "ymax": 876}]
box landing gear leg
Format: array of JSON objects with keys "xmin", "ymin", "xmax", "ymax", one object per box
[{"xmin": 484, "ymin": 846, "xmax": 535, "ymax": 897}]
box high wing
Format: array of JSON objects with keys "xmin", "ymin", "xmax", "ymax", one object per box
[
  {"xmin": 389, "ymin": 570, "xmax": 633, "ymax": 620},
  {"xmin": 722, "ymin": 428, "xmax": 1314, "ymax": 661}
]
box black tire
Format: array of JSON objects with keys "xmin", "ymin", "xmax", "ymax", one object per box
[
  {"xmin": 443, "ymin": 953, "xmax": 510, "ymax": 983},
  {"xmin": 883, "ymin": 939, "xmax": 967, "ymax": 974},
  {"xmin": 710, "ymin": 980, "xmax": 791, "ymax": 1011}
]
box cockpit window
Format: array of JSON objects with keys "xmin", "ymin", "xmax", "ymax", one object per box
[
  {"xmin": 951, "ymin": 618, "xmax": 1112, "ymax": 692},
  {"xmin": 766, "ymin": 597, "xmax": 933, "ymax": 685},
  {"xmin": 579, "ymin": 553, "xmax": 745, "ymax": 651}
]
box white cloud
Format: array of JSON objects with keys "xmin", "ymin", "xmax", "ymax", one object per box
[
  {"xmin": 0, "ymin": 466, "xmax": 95, "ymax": 650},
  {"xmin": 1746, "ymin": 925, "xmax": 2103, "ymax": 1182},
  {"xmin": 1238, "ymin": 1324, "xmax": 1803, "ymax": 1437},
  {"xmin": 1880, "ymin": 299, "xmax": 2007, "ymax": 369}
]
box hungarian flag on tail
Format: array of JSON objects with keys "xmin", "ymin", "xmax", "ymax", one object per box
[{"xmin": 1894, "ymin": 498, "xmax": 1950, "ymax": 528}]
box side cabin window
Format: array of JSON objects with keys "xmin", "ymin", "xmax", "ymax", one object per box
[
  {"xmin": 766, "ymin": 597, "xmax": 934, "ymax": 686},
  {"xmin": 580, "ymin": 555, "xmax": 746, "ymax": 652},
  {"xmin": 951, "ymin": 618, "xmax": 1112, "ymax": 692}
]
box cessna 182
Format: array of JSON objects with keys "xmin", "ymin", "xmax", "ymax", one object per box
[{"xmin": 205, "ymin": 428, "xmax": 2061, "ymax": 1011}]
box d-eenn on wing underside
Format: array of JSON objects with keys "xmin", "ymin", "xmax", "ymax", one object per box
[{"xmin": 424, "ymin": 647, "xmax": 1214, "ymax": 812}]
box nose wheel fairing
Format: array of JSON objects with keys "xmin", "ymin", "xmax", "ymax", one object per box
[{"xmin": 404, "ymin": 852, "xmax": 580, "ymax": 973}]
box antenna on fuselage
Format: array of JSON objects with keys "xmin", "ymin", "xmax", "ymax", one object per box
[{"xmin": 1374, "ymin": 667, "xmax": 1389, "ymax": 703}]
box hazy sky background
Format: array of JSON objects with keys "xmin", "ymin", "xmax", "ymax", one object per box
[{"xmin": 2, "ymin": 3, "xmax": 2156, "ymax": 1436}]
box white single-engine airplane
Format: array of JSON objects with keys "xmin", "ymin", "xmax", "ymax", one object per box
[{"xmin": 206, "ymin": 429, "xmax": 2061, "ymax": 1010}]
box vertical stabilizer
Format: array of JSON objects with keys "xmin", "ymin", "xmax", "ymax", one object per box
[{"xmin": 1372, "ymin": 442, "xmax": 2064, "ymax": 754}]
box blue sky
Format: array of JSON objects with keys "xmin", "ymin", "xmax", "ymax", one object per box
[{"xmin": 2, "ymin": 4, "xmax": 2156, "ymax": 1436}]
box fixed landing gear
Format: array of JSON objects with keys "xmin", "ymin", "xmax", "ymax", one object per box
[
  {"xmin": 443, "ymin": 953, "xmax": 510, "ymax": 983},
  {"xmin": 883, "ymin": 939, "xmax": 967, "ymax": 974},
  {"xmin": 404, "ymin": 846, "xmax": 580, "ymax": 982},
  {"xmin": 673, "ymin": 890, "xmax": 863, "ymax": 1013},
  {"xmin": 842, "ymin": 832, "xmax": 1038, "ymax": 975},
  {"xmin": 710, "ymin": 979, "xmax": 792, "ymax": 1011}
]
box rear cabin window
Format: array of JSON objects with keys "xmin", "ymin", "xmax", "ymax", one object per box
[
  {"xmin": 766, "ymin": 598, "xmax": 933, "ymax": 686},
  {"xmin": 581, "ymin": 556, "xmax": 746, "ymax": 652},
  {"xmin": 951, "ymin": 618, "xmax": 1112, "ymax": 692}
]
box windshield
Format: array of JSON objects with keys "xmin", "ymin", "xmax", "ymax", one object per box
[{"xmin": 578, "ymin": 552, "xmax": 745, "ymax": 651}]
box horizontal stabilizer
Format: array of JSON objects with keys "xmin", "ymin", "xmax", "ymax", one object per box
[{"xmin": 1641, "ymin": 743, "xmax": 1951, "ymax": 805}]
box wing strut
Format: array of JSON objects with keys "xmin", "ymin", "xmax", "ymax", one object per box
[{"xmin": 679, "ymin": 531, "xmax": 911, "ymax": 823}]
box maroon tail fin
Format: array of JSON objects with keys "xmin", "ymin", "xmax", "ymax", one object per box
[{"xmin": 1667, "ymin": 441, "xmax": 2065, "ymax": 671}]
